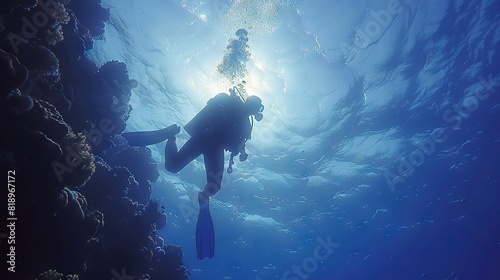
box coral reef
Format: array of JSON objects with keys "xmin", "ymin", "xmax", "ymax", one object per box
[
  {"xmin": 0, "ymin": 48, "xmax": 34, "ymax": 111},
  {"xmin": 56, "ymin": 132, "xmax": 96, "ymax": 187},
  {"xmin": 67, "ymin": 0, "xmax": 109, "ymax": 38},
  {"xmin": 38, "ymin": 269, "xmax": 64, "ymax": 280},
  {"xmin": 0, "ymin": 0, "xmax": 37, "ymax": 16},
  {"xmin": 57, "ymin": 60, "xmax": 135, "ymax": 154},
  {"xmin": 0, "ymin": 0, "xmax": 72, "ymax": 48},
  {"xmin": 50, "ymin": 2, "xmax": 71, "ymax": 25},
  {"xmin": 80, "ymin": 157, "xmax": 135, "ymax": 210},
  {"xmin": 57, "ymin": 187, "xmax": 88, "ymax": 219},
  {"xmin": 36, "ymin": 269, "xmax": 80, "ymax": 280},
  {"xmin": 0, "ymin": 1, "xmax": 189, "ymax": 280},
  {"xmin": 14, "ymin": 44, "xmax": 73, "ymax": 113},
  {"xmin": 105, "ymin": 146, "xmax": 159, "ymax": 204},
  {"xmin": 0, "ymin": 48, "xmax": 29, "ymax": 94}
]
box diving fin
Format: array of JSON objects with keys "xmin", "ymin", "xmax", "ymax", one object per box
[
  {"xmin": 196, "ymin": 191, "xmax": 215, "ymax": 259},
  {"xmin": 122, "ymin": 124, "xmax": 180, "ymax": 146}
]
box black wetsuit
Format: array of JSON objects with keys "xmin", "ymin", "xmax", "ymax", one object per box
[{"xmin": 164, "ymin": 93, "xmax": 252, "ymax": 195}]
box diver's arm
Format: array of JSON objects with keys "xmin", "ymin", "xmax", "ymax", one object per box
[
  {"xmin": 239, "ymin": 148, "xmax": 248, "ymax": 162},
  {"xmin": 229, "ymin": 141, "xmax": 247, "ymax": 162}
]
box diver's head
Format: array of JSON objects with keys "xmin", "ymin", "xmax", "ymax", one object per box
[{"xmin": 245, "ymin": 95, "xmax": 264, "ymax": 121}]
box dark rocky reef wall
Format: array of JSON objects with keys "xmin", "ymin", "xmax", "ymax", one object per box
[{"xmin": 0, "ymin": 1, "xmax": 189, "ymax": 279}]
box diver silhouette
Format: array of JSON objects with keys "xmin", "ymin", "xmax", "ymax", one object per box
[
  {"xmin": 122, "ymin": 87, "xmax": 264, "ymax": 259},
  {"xmin": 164, "ymin": 89, "xmax": 263, "ymax": 196}
]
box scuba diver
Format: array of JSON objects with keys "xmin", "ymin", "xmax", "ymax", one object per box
[{"xmin": 122, "ymin": 87, "xmax": 264, "ymax": 259}]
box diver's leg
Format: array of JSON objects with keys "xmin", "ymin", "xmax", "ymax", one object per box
[
  {"xmin": 202, "ymin": 147, "xmax": 225, "ymax": 197},
  {"xmin": 196, "ymin": 146, "xmax": 221, "ymax": 260},
  {"xmin": 164, "ymin": 136, "xmax": 204, "ymax": 173},
  {"xmin": 123, "ymin": 124, "xmax": 180, "ymax": 146}
]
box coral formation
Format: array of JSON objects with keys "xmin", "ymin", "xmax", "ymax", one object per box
[
  {"xmin": 44, "ymin": 0, "xmax": 72, "ymax": 45},
  {"xmin": 105, "ymin": 146, "xmax": 159, "ymax": 204},
  {"xmin": 6, "ymin": 89, "xmax": 35, "ymax": 111},
  {"xmin": 0, "ymin": 48, "xmax": 34, "ymax": 111},
  {"xmin": 57, "ymin": 187, "xmax": 88, "ymax": 219},
  {"xmin": 67, "ymin": 0, "xmax": 109, "ymax": 38},
  {"xmin": 47, "ymin": 24, "xmax": 65, "ymax": 46},
  {"xmin": 36, "ymin": 269, "xmax": 80, "ymax": 280},
  {"xmin": 0, "ymin": 48, "xmax": 29, "ymax": 94},
  {"xmin": 56, "ymin": 132, "xmax": 96, "ymax": 187},
  {"xmin": 80, "ymin": 157, "xmax": 135, "ymax": 210},
  {"xmin": 83, "ymin": 210, "xmax": 104, "ymax": 237},
  {"xmin": 0, "ymin": 0, "xmax": 37, "ymax": 16},
  {"xmin": 38, "ymin": 269, "xmax": 64, "ymax": 280},
  {"xmin": 51, "ymin": 2, "xmax": 71, "ymax": 25}
]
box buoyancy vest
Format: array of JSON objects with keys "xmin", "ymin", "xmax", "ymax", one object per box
[{"xmin": 185, "ymin": 93, "xmax": 252, "ymax": 152}]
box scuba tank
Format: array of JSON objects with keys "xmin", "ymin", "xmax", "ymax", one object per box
[
  {"xmin": 184, "ymin": 92, "xmax": 232, "ymax": 137},
  {"xmin": 184, "ymin": 87, "xmax": 252, "ymax": 173},
  {"xmin": 184, "ymin": 103, "xmax": 216, "ymax": 137},
  {"xmin": 184, "ymin": 87, "xmax": 248, "ymax": 137}
]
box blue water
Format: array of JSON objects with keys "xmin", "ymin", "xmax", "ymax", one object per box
[{"xmin": 87, "ymin": 0, "xmax": 500, "ymax": 279}]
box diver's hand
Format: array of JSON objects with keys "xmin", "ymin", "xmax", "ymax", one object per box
[{"xmin": 239, "ymin": 152, "xmax": 248, "ymax": 162}]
